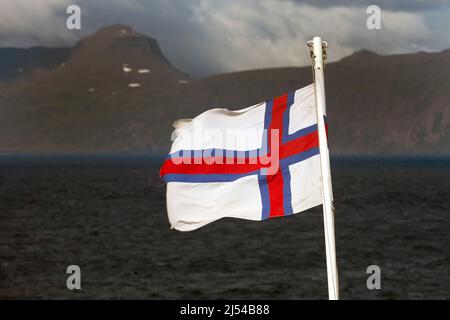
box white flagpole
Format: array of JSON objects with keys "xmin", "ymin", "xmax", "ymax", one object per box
[{"xmin": 309, "ymin": 36, "xmax": 339, "ymax": 300}]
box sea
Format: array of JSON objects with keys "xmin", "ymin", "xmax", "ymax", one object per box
[{"xmin": 0, "ymin": 155, "xmax": 449, "ymax": 299}]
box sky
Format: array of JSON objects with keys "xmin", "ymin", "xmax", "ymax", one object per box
[{"xmin": 1, "ymin": 0, "xmax": 450, "ymax": 77}]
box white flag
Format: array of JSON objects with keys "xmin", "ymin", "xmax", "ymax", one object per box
[{"xmin": 160, "ymin": 84, "xmax": 324, "ymax": 231}]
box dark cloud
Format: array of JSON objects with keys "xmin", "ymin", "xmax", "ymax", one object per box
[
  {"xmin": 289, "ymin": 0, "xmax": 450, "ymax": 12},
  {"xmin": 1, "ymin": 0, "xmax": 449, "ymax": 76}
]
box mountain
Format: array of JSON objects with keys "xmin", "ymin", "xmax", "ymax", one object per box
[
  {"xmin": 0, "ymin": 25, "xmax": 449, "ymax": 155},
  {"xmin": 0, "ymin": 47, "xmax": 70, "ymax": 82},
  {"xmin": 0, "ymin": 25, "xmax": 189, "ymax": 153}
]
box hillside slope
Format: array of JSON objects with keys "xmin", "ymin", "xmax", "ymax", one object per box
[{"xmin": 0, "ymin": 25, "xmax": 449, "ymax": 155}]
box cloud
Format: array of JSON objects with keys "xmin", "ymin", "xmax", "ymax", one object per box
[
  {"xmin": 0, "ymin": 0, "xmax": 78, "ymax": 47},
  {"xmin": 0, "ymin": 0, "xmax": 448, "ymax": 76},
  {"xmin": 288, "ymin": 0, "xmax": 450, "ymax": 12},
  {"xmin": 130, "ymin": 0, "xmax": 435, "ymax": 75}
]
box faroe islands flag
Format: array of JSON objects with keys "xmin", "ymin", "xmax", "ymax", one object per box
[{"xmin": 160, "ymin": 84, "xmax": 325, "ymax": 231}]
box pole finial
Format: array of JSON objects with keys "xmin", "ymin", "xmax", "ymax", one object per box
[{"xmin": 308, "ymin": 37, "xmax": 328, "ymax": 70}]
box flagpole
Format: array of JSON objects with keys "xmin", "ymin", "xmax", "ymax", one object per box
[{"xmin": 309, "ymin": 36, "xmax": 339, "ymax": 300}]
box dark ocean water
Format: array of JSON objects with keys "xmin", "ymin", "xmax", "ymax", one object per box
[{"xmin": 0, "ymin": 155, "xmax": 449, "ymax": 299}]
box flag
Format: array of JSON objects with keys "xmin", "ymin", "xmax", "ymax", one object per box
[{"xmin": 160, "ymin": 84, "xmax": 324, "ymax": 231}]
